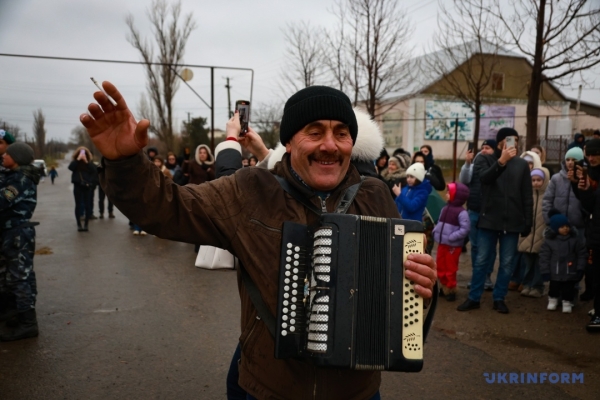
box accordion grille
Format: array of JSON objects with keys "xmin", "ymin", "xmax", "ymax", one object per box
[{"xmin": 355, "ymin": 218, "xmax": 388, "ymax": 370}]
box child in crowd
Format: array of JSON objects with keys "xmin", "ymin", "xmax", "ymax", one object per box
[
  {"xmin": 393, "ymin": 162, "xmax": 432, "ymax": 221},
  {"xmin": 48, "ymin": 166, "xmax": 58, "ymax": 184},
  {"xmin": 517, "ymin": 168, "xmax": 549, "ymax": 298},
  {"xmin": 539, "ymin": 211, "xmax": 587, "ymax": 313},
  {"xmin": 0, "ymin": 142, "xmax": 41, "ymax": 341},
  {"xmin": 432, "ymin": 182, "xmax": 470, "ymax": 301},
  {"xmin": 152, "ymin": 155, "xmax": 173, "ymax": 179}
]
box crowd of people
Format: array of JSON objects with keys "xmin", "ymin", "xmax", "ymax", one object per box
[{"xmin": 1, "ymin": 78, "xmax": 600, "ymax": 399}]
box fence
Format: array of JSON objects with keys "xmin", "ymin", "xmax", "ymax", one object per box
[{"xmin": 539, "ymin": 136, "xmax": 570, "ymax": 162}]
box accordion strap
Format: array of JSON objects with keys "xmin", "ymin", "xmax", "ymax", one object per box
[{"xmin": 239, "ymin": 260, "xmax": 278, "ymax": 338}]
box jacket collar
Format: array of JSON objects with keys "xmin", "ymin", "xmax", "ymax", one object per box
[{"xmin": 272, "ymin": 153, "xmax": 362, "ymax": 208}]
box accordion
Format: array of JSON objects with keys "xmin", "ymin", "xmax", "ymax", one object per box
[{"xmin": 274, "ymin": 213, "xmax": 426, "ymax": 372}]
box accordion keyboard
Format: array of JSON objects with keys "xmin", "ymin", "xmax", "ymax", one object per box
[{"xmin": 402, "ymin": 232, "xmax": 424, "ymax": 359}]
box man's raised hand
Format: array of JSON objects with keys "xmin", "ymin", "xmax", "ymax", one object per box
[{"xmin": 79, "ymin": 81, "xmax": 149, "ymax": 160}]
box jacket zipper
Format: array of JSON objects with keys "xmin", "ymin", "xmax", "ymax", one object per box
[
  {"xmin": 249, "ymin": 218, "xmax": 281, "ymax": 233},
  {"xmin": 320, "ymin": 196, "xmax": 329, "ymax": 213}
]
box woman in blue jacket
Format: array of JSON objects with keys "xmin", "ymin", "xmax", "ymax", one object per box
[{"xmin": 393, "ymin": 162, "xmax": 432, "ymax": 221}]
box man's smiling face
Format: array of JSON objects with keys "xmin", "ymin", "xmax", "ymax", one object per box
[{"xmin": 286, "ymin": 120, "xmax": 353, "ymax": 191}]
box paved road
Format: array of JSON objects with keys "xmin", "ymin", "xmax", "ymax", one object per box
[{"xmin": 0, "ymin": 160, "xmax": 593, "ymax": 399}]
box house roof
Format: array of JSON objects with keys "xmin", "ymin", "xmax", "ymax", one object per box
[
  {"xmin": 383, "ymin": 39, "xmax": 562, "ymax": 103},
  {"xmin": 568, "ymin": 97, "xmax": 600, "ymax": 117}
]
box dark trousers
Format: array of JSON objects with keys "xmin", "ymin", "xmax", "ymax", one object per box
[
  {"xmin": 0, "ymin": 227, "xmax": 37, "ymax": 311},
  {"xmin": 549, "ymin": 280, "xmax": 577, "ymax": 302},
  {"xmin": 591, "ymin": 249, "xmax": 600, "ymax": 313},
  {"xmin": 73, "ymin": 185, "xmax": 92, "ymax": 223},
  {"xmin": 98, "ymin": 186, "xmax": 113, "ymax": 214}
]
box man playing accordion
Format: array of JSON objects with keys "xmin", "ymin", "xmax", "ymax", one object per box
[{"xmin": 80, "ymin": 83, "xmax": 437, "ymax": 400}]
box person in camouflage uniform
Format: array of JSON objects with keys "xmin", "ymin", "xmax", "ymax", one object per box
[
  {"xmin": 0, "ymin": 129, "xmax": 17, "ymax": 323},
  {"xmin": 0, "ymin": 142, "xmax": 41, "ymax": 341}
]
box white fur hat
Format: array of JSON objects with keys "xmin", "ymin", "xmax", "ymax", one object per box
[{"xmin": 406, "ymin": 162, "xmax": 426, "ymax": 182}]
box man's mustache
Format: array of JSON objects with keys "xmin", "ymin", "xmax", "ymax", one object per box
[{"xmin": 308, "ymin": 151, "xmax": 343, "ymax": 165}]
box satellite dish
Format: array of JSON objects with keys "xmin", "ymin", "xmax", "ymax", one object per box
[{"xmin": 181, "ymin": 68, "xmax": 194, "ymax": 81}]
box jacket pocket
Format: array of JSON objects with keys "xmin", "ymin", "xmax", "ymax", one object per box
[
  {"xmin": 239, "ymin": 315, "xmax": 262, "ymax": 354},
  {"xmin": 249, "ymin": 218, "xmax": 282, "ymax": 238}
]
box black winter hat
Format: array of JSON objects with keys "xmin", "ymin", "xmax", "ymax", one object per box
[
  {"xmin": 6, "ymin": 142, "xmax": 34, "ymax": 166},
  {"xmin": 279, "ymin": 86, "xmax": 357, "ymax": 145},
  {"xmin": 496, "ymin": 127, "xmax": 518, "ymax": 143},
  {"xmin": 482, "ymin": 139, "xmax": 496, "ymax": 149},
  {"xmin": 585, "ymin": 139, "xmax": 600, "ymax": 156}
]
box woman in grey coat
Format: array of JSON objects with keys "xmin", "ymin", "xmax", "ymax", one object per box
[{"xmin": 542, "ymin": 147, "xmax": 586, "ymax": 237}]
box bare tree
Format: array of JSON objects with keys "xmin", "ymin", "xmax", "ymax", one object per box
[
  {"xmin": 279, "ymin": 21, "xmax": 327, "ymax": 96},
  {"xmin": 253, "ymin": 103, "xmax": 283, "ymax": 150},
  {"xmin": 336, "ymin": 0, "xmax": 415, "ymax": 117},
  {"xmin": 32, "ymin": 109, "xmax": 46, "ymax": 158},
  {"xmin": 423, "ymin": 0, "xmax": 504, "ymax": 145},
  {"xmin": 0, "ymin": 119, "xmax": 22, "ymax": 140},
  {"xmin": 485, "ymin": 0, "xmax": 600, "ymax": 149},
  {"xmin": 126, "ymin": 0, "xmax": 197, "ymax": 152}
]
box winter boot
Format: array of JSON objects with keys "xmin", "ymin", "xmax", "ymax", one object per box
[
  {"xmin": 0, "ymin": 293, "xmax": 18, "ymax": 322},
  {"xmin": 83, "ymin": 219, "xmax": 89, "ymax": 232},
  {"xmin": 0, "ymin": 309, "xmax": 39, "ymax": 341},
  {"xmin": 77, "ymin": 219, "xmax": 84, "ymax": 232},
  {"xmin": 562, "ymin": 301, "xmax": 573, "ymax": 313},
  {"xmin": 547, "ymin": 297, "xmax": 558, "ymax": 311},
  {"xmin": 446, "ymin": 287, "xmax": 457, "ymax": 302}
]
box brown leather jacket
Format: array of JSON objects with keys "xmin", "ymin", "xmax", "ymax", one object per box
[{"xmin": 100, "ymin": 152, "xmax": 400, "ymax": 400}]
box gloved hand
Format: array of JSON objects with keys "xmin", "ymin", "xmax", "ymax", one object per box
[
  {"xmin": 521, "ymin": 227, "xmax": 531, "ymax": 238},
  {"xmin": 542, "ymin": 273, "xmax": 551, "ymax": 282}
]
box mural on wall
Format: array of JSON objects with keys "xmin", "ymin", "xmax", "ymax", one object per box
[
  {"xmin": 425, "ymin": 101, "xmax": 475, "ymax": 140},
  {"xmin": 382, "ymin": 111, "xmax": 403, "ymax": 147},
  {"xmin": 425, "ymin": 101, "xmax": 516, "ymax": 141},
  {"xmin": 479, "ymin": 106, "xmax": 516, "ymax": 140}
]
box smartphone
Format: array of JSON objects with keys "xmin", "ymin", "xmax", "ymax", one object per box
[
  {"xmin": 79, "ymin": 149, "xmax": 86, "ymax": 157},
  {"xmin": 235, "ymin": 100, "xmax": 250, "ymax": 136},
  {"xmin": 505, "ymin": 136, "xmax": 515, "ymax": 148},
  {"xmin": 576, "ymin": 159, "xmax": 588, "ymax": 180},
  {"xmin": 467, "ymin": 142, "xmax": 475, "ymax": 152}
]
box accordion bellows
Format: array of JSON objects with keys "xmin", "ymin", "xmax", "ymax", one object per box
[{"xmin": 275, "ymin": 214, "xmax": 425, "ymax": 372}]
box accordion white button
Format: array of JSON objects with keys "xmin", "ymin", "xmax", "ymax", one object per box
[
  {"xmin": 294, "ymin": 254, "xmax": 300, "ymax": 259},
  {"xmin": 281, "ymin": 330, "xmax": 288, "ymax": 336},
  {"xmin": 282, "ymin": 315, "xmax": 288, "ymax": 321},
  {"xmin": 290, "ymin": 326, "xmax": 296, "ymax": 332},
  {"xmin": 295, "ymin": 246, "xmax": 300, "ymax": 252},
  {"xmin": 281, "ymin": 322, "xmax": 287, "ymax": 328},
  {"xmin": 284, "ymin": 278, "xmax": 290, "ymax": 284},
  {"xmin": 292, "ymin": 297, "xmax": 297, "ymax": 302},
  {"xmin": 294, "ymin": 261, "xmax": 300, "ymax": 266},
  {"xmin": 290, "ymin": 319, "xmax": 296, "ymax": 324},
  {"xmin": 286, "ymin": 257, "xmax": 291, "ymax": 262},
  {"xmin": 292, "ymin": 283, "xmax": 298, "ymax": 288},
  {"xmin": 285, "ymin": 271, "xmax": 291, "ymax": 277},
  {"xmin": 291, "ymin": 311, "xmax": 296, "ymax": 317},
  {"xmin": 284, "ymin": 286, "xmax": 289, "ymax": 291},
  {"xmin": 293, "ymin": 268, "xmax": 299, "ymax": 273},
  {"xmin": 291, "ymin": 305, "xmax": 297, "ymax": 310},
  {"xmin": 283, "ymin": 307, "xmax": 288, "ymax": 313},
  {"xmin": 292, "ymin": 290, "xmax": 298, "ymax": 295},
  {"xmin": 287, "ymin": 249, "xmax": 292, "ymax": 255},
  {"xmin": 287, "ymin": 243, "xmax": 292, "ymax": 248}
]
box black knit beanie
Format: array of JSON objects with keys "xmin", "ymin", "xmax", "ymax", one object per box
[
  {"xmin": 6, "ymin": 142, "xmax": 34, "ymax": 166},
  {"xmin": 279, "ymin": 86, "xmax": 358, "ymax": 145},
  {"xmin": 496, "ymin": 127, "xmax": 518, "ymax": 143},
  {"xmin": 585, "ymin": 139, "xmax": 600, "ymax": 156}
]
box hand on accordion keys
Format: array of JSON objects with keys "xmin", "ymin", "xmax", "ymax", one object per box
[{"xmin": 404, "ymin": 250, "xmax": 437, "ymax": 301}]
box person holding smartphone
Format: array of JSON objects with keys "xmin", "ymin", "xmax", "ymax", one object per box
[
  {"xmin": 457, "ymin": 128, "xmax": 533, "ymax": 314},
  {"xmin": 570, "ymin": 139, "xmax": 600, "ymax": 331}
]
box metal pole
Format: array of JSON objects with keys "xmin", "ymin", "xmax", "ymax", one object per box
[
  {"xmin": 211, "ymin": 67, "xmax": 215, "ymax": 151},
  {"xmin": 545, "ymin": 115, "xmax": 549, "ymax": 141},
  {"xmin": 453, "ymin": 117, "xmax": 458, "ymax": 183}
]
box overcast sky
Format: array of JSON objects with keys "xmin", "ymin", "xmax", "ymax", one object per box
[{"xmin": 0, "ymin": 0, "xmax": 598, "ymax": 143}]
